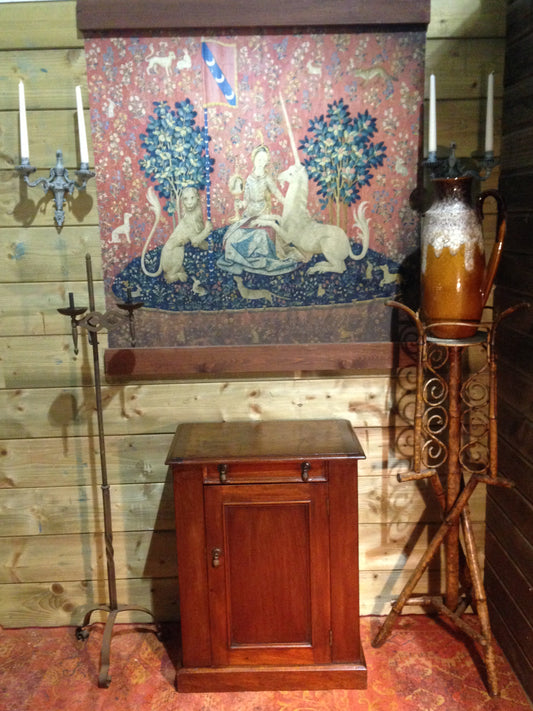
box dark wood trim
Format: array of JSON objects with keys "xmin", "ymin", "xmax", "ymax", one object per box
[
  {"xmin": 104, "ymin": 342, "xmax": 415, "ymax": 379},
  {"xmin": 499, "ymin": 170, "xmax": 533, "ymax": 211},
  {"xmin": 498, "ymin": 436, "xmax": 533, "ymax": 503},
  {"xmin": 77, "ymin": 0, "xmax": 430, "ymax": 31},
  {"xmin": 485, "ymin": 530, "xmax": 533, "ymax": 623},
  {"xmin": 486, "ymin": 1, "xmax": 533, "ymax": 696},
  {"xmin": 172, "ymin": 466, "xmax": 212, "ymax": 667},
  {"xmin": 487, "ymin": 599, "xmax": 533, "ymax": 702},
  {"xmin": 328, "ymin": 458, "xmax": 362, "ymax": 663}
]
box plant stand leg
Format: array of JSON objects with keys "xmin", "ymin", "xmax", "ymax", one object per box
[{"xmin": 372, "ymin": 476, "xmax": 478, "ymax": 648}]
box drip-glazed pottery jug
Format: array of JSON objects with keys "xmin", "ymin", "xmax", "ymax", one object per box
[{"xmin": 420, "ymin": 176, "xmax": 506, "ymax": 339}]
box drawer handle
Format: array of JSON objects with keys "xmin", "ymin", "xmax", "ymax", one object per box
[
  {"xmin": 301, "ymin": 461, "xmax": 311, "ymax": 481},
  {"xmin": 218, "ymin": 463, "xmax": 228, "ymax": 483},
  {"xmin": 211, "ymin": 547, "xmax": 222, "ymax": 568}
]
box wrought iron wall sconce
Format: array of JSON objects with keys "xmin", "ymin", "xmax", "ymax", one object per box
[
  {"xmin": 16, "ymin": 151, "xmax": 95, "ymax": 227},
  {"xmin": 425, "ymin": 72, "xmax": 498, "ymax": 181},
  {"xmin": 16, "ymin": 82, "xmax": 95, "ymax": 226},
  {"xmin": 424, "ymin": 142, "xmax": 498, "ymax": 182}
]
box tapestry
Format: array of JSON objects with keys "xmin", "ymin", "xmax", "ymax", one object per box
[{"xmin": 84, "ymin": 31, "xmax": 425, "ymax": 347}]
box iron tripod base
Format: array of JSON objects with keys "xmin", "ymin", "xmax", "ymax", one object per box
[{"xmin": 76, "ymin": 603, "xmax": 161, "ymax": 688}]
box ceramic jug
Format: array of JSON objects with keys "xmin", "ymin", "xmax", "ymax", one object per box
[{"xmin": 420, "ymin": 175, "xmax": 506, "ymax": 339}]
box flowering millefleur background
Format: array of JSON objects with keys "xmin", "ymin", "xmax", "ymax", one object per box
[{"xmin": 84, "ymin": 30, "xmax": 425, "ymax": 347}]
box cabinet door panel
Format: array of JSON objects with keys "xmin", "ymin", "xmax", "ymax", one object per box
[{"xmin": 205, "ymin": 483, "xmax": 330, "ymax": 666}]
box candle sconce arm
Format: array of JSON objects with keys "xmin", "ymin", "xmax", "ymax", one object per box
[
  {"xmin": 423, "ymin": 143, "xmax": 498, "ymax": 182},
  {"xmin": 16, "ymin": 150, "xmax": 95, "ymax": 227},
  {"xmin": 57, "ymin": 305, "xmax": 88, "ymax": 355}
]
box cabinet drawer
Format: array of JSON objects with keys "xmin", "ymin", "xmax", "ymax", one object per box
[{"xmin": 203, "ymin": 459, "xmax": 327, "ymax": 484}]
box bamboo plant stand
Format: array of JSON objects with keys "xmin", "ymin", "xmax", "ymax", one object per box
[{"xmin": 372, "ymin": 302, "xmax": 524, "ymax": 697}]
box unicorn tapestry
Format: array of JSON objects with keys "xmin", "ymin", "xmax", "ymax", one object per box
[{"xmin": 84, "ymin": 30, "xmax": 425, "ymax": 348}]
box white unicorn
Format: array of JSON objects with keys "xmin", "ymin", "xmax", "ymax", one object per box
[{"xmin": 254, "ymin": 95, "xmax": 369, "ymax": 274}]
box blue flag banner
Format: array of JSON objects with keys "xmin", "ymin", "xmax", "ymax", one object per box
[{"xmin": 202, "ymin": 40, "xmax": 237, "ymax": 107}]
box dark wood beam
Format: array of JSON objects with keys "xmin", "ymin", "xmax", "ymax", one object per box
[
  {"xmin": 77, "ymin": 0, "xmax": 430, "ymax": 32},
  {"xmin": 104, "ymin": 342, "xmax": 415, "ymax": 379}
]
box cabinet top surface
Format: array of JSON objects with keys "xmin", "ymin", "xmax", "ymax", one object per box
[{"xmin": 166, "ymin": 419, "xmax": 365, "ymax": 464}]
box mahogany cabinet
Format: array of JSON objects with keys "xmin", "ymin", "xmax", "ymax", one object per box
[{"xmin": 166, "ymin": 419, "xmax": 367, "ymax": 692}]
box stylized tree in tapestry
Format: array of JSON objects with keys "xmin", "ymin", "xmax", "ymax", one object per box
[
  {"xmin": 299, "ymin": 99, "xmax": 386, "ymax": 226},
  {"xmin": 139, "ymin": 99, "xmax": 213, "ymax": 221}
]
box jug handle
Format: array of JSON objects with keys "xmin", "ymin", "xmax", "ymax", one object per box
[{"xmin": 476, "ymin": 189, "xmax": 507, "ymax": 307}]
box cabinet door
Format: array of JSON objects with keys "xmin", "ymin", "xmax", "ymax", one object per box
[{"xmin": 204, "ymin": 483, "xmax": 331, "ymax": 667}]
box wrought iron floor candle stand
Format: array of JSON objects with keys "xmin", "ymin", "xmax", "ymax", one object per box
[
  {"xmin": 58, "ymin": 254, "xmax": 157, "ymax": 688},
  {"xmin": 372, "ymin": 301, "xmax": 527, "ymax": 697}
]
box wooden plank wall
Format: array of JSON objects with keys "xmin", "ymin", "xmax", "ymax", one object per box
[
  {"xmin": 0, "ymin": 0, "xmax": 506, "ymax": 626},
  {"xmin": 486, "ymin": 0, "xmax": 533, "ymax": 700}
]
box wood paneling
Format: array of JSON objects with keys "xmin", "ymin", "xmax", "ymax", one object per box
[
  {"xmin": 0, "ymin": 567, "xmax": 446, "ymax": 628},
  {"xmin": 485, "ymin": 530, "xmax": 533, "ymax": 624},
  {"xmin": 427, "ymin": 0, "xmax": 506, "ymax": 38},
  {"xmin": 0, "ymin": 228, "xmax": 102, "ymax": 283},
  {"xmin": 421, "ymin": 100, "xmax": 502, "ymax": 164},
  {"xmin": 0, "ymin": 174, "xmax": 99, "ymax": 229},
  {"xmin": 0, "ymin": 427, "xmax": 412, "ymax": 488},
  {"xmin": 425, "ymin": 38, "xmax": 505, "ymax": 99},
  {"xmin": 0, "ymin": 377, "xmax": 410, "ymax": 440},
  {"xmin": 1, "ymin": 482, "xmax": 176, "ymax": 536},
  {"xmin": 0, "ymin": 109, "xmax": 93, "ymax": 171},
  {"xmin": 506, "ymin": 0, "xmax": 533, "ymax": 43},
  {"xmin": 0, "ymin": 50, "xmax": 88, "ymax": 111},
  {"xmin": 501, "ymin": 126, "xmax": 533, "ymax": 170},
  {"xmin": 0, "ymin": 530, "xmax": 177, "ymax": 583},
  {"xmin": 0, "ymin": 1, "xmax": 82, "ymax": 51},
  {"xmin": 0, "ymin": 281, "xmax": 106, "ymax": 337},
  {"xmin": 0, "ymin": 475, "xmax": 487, "ymax": 537},
  {"xmin": 0, "ymin": 577, "xmax": 178, "ymax": 627},
  {"xmin": 0, "ymin": 434, "xmax": 172, "ymax": 488},
  {"xmin": 0, "ymin": 522, "xmax": 485, "ymax": 586},
  {"xmin": 0, "ymin": 0, "xmax": 508, "ymax": 629},
  {"xmin": 497, "ymin": 398, "xmax": 533, "ymax": 464},
  {"xmin": 1, "ymin": 334, "xmax": 103, "ymax": 388},
  {"xmin": 498, "ymin": 254, "xmax": 533, "ymax": 292},
  {"xmin": 485, "ymin": 563, "xmax": 533, "ymax": 668},
  {"xmin": 497, "ymin": 433, "xmax": 533, "ymax": 504},
  {"xmin": 486, "ymin": 0, "xmax": 533, "ymax": 699}
]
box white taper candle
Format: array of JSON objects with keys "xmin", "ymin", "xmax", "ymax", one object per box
[
  {"xmin": 485, "ymin": 72, "xmax": 494, "ymax": 154},
  {"xmin": 428, "ymin": 74, "xmax": 437, "ymax": 155},
  {"xmin": 75, "ymin": 85, "xmax": 90, "ymax": 165},
  {"xmin": 18, "ymin": 81, "xmax": 29, "ymax": 161}
]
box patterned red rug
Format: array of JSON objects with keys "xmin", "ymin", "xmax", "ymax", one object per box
[{"xmin": 0, "ymin": 616, "xmax": 531, "ymax": 710}]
